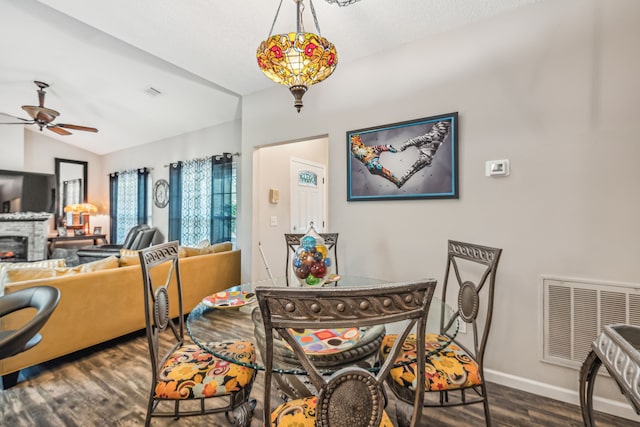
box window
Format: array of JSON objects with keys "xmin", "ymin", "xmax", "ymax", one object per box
[
  {"xmin": 168, "ymin": 153, "xmax": 236, "ymax": 246},
  {"xmin": 109, "ymin": 168, "xmax": 150, "ymax": 244}
]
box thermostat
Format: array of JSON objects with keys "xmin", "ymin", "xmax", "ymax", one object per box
[{"xmin": 485, "ymin": 160, "xmax": 510, "ymax": 177}]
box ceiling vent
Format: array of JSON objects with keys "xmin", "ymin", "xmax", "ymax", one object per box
[{"xmin": 144, "ymin": 86, "xmax": 162, "ymax": 97}]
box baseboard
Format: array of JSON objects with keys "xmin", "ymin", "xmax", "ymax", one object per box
[{"xmin": 484, "ymin": 369, "xmax": 640, "ymax": 423}]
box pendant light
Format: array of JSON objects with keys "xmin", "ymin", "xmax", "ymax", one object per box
[
  {"xmin": 325, "ymin": 0, "xmax": 361, "ymax": 6},
  {"xmin": 256, "ymin": 0, "xmax": 338, "ymax": 112}
]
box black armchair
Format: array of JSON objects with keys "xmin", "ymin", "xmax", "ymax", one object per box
[
  {"xmin": 0, "ymin": 286, "xmax": 60, "ymax": 388},
  {"xmin": 76, "ymin": 224, "xmax": 158, "ymax": 263}
]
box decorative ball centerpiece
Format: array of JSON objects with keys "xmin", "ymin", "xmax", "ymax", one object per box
[{"xmin": 292, "ymin": 223, "xmax": 333, "ymax": 286}]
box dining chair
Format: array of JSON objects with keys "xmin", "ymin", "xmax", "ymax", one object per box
[
  {"xmin": 380, "ymin": 240, "xmax": 502, "ymax": 427},
  {"xmin": 138, "ymin": 241, "xmax": 256, "ymax": 426},
  {"xmin": 256, "ymin": 279, "xmax": 437, "ymax": 427},
  {"xmin": 284, "ymin": 232, "xmax": 339, "ymax": 286},
  {"xmin": 0, "ymin": 286, "xmax": 60, "ymax": 388}
]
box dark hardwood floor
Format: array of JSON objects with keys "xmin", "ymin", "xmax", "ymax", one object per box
[{"xmin": 1, "ymin": 327, "xmax": 636, "ymax": 426}]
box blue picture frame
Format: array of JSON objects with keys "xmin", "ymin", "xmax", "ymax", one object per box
[{"xmin": 347, "ymin": 112, "xmax": 458, "ymax": 201}]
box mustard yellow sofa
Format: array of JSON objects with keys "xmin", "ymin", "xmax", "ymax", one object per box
[{"xmin": 0, "ymin": 249, "xmax": 241, "ymax": 386}]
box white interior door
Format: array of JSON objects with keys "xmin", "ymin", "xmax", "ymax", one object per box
[{"xmin": 290, "ymin": 158, "xmax": 326, "ymax": 233}]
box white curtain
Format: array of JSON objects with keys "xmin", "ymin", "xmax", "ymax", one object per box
[
  {"xmin": 115, "ymin": 170, "xmax": 139, "ymax": 243},
  {"xmin": 180, "ymin": 158, "xmax": 212, "ymax": 246}
]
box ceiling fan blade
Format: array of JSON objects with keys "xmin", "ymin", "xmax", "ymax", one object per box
[
  {"xmin": 57, "ymin": 123, "xmax": 98, "ymax": 133},
  {"xmin": 0, "ymin": 112, "xmax": 34, "ymax": 124},
  {"xmin": 47, "ymin": 125, "xmax": 72, "ymax": 136}
]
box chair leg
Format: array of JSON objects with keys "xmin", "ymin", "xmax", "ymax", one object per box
[
  {"xmin": 227, "ymin": 399, "xmax": 255, "ymax": 427},
  {"xmin": 481, "ymin": 383, "xmax": 493, "ymax": 427},
  {"xmin": 1, "ymin": 371, "xmax": 19, "ymax": 389},
  {"xmin": 579, "ymin": 350, "xmax": 601, "ymax": 427},
  {"xmin": 394, "ymin": 399, "xmax": 413, "ymax": 427},
  {"xmin": 144, "ymin": 397, "xmax": 155, "ymax": 427}
]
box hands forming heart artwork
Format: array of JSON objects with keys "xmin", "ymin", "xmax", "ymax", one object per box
[{"xmin": 350, "ymin": 120, "xmax": 451, "ymax": 188}]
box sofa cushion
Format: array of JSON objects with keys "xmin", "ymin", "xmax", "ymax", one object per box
[
  {"xmin": 119, "ymin": 249, "xmax": 141, "ymax": 267},
  {"xmin": 204, "ymin": 242, "xmax": 233, "ymax": 254},
  {"xmin": 0, "ymin": 259, "xmax": 67, "ymax": 296},
  {"xmin": 0, "ymin": 258, "xmax": 66, "ymax": 275},
  {"xmin": 75, "ymin": 256, "xmax": 119, "ymax": 272},
  {"xmin": 178, "ymin": 246, "xmax": 202, "ymax": 258},
  {"xmin": 179, "ymin": 242, "xmax": 233, "ymax": 258},
  {"xmin": 2, "ymin": 256, "xmax": 119, "ymax": 286}
]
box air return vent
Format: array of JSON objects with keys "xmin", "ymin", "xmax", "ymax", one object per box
[
  {"xmin": 144, "ymin": 86, "xmax": 162, "ymax": 97},
  {"xmin": 542, "ymin": 276, "xmax": 640, "ymax": 368}
]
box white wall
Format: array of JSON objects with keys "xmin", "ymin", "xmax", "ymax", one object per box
[
  {"xmin": 240, "ymin": 0, "xmax": 640, "ymax": 419},
  {"xmin": 19, "ymin": 128, "xmax": 101, "ymax": 233},
  {"xmin": 100, "ymin": 120, "xmax": 242, "ymax": 242},
  {"xmin": 0, "ymin": 127, "xmax": 24, "ymax": 170}
]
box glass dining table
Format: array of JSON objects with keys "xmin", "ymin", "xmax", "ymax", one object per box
[{"xmin": 187, "ymin": 275, "xmax": 459, "ymax": 399}]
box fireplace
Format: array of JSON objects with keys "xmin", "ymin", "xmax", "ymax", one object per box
[
  {"xmin": 0, "ymin": 212, "xmax": 51, "ymax": 261},
  {"xmin": 0, "ymin": 236, "xmax": 28, "ymax": 262}
]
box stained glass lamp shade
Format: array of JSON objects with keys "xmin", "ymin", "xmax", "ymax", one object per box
[
  {"xmin": 325, "ymin": 0, "xmax": 361, "ymax": 5},
  {"xmin": 257, "ymin": 0, "xmax": 338, "ymax": 112}
]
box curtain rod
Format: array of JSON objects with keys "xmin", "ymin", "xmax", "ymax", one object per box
[
  {"xmin": 163, "ymin": 152, "xmax": 240, "ymax": 168},
  {"xmin": 107, "ymin": 167, "xmax": 153, "ymax": 176}
]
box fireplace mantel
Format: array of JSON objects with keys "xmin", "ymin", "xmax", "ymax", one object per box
[{"xmin": 0, "ymin": 212, "xmax": 52, "ymax": 222}]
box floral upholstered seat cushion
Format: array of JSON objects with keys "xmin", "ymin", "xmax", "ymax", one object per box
[
  {"xmin": 154, "ymin": 342, "xmax": 255, "ymax": 399},
  {"xmin": 380, "ymin": 333, "xmax": 481, "ymax": 392},
  {"xmin": 270, "ymin": 396, "xmax": 395, "ymax": 427}
]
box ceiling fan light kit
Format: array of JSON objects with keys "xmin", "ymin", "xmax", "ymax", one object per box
[
  {"xmin": 0, "ymin": 81, "xmax": 98, "ymax": 135},
  {"xmin": 256, "ymin": 0, "xmax": 338, "ymax": 113}
]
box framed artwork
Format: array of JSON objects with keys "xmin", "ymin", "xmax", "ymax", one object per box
[
  {"xmin": 93, "ymin": 226, "xmax": 102, "ymax": 235},
  {"xmin": 347, "ymin": 112, "xmax": 458, "ymax": 201}
]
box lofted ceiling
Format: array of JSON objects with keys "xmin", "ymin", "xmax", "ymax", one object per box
[{"xmin": 0, "ymin": 0, "xmax": 538, "ymax": 155}]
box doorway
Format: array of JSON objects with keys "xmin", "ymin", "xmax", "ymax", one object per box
[{"xmin": 252, "ymin": 137, "xmax": 329, "ymax": 280}]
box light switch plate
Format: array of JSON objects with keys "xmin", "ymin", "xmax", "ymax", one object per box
[
  {"xmin": 269, "ymin": 188, "xmax": 279, "ymax": 204},
  {"xmin": 270, "ymin": 216, "xmax": 278, "ymax": 226}
]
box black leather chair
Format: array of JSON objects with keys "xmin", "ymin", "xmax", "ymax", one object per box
[
  {"xmin": 76, "ymin": 224, "xmax": 157, "ymax": 263},
  {"xmin": 0, "ymin": 286, "xmax": 60, "ymax": 388}
]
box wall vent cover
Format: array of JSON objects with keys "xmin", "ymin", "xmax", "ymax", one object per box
[
  {"xmin": 542, "ymin": 276, "xmax": 640, "ymax": 368},
  {"xmin": 144, "ymin": 86, "xmax": 162, "ymax": 97}
]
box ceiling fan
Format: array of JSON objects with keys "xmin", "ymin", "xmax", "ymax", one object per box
[{"xmin": 0, "ymin": 81, "xmax": 98, "ymax": 135}]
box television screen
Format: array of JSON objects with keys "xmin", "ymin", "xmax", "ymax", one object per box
[{"xmin": 0, "ymin": 170, "xmax": 56, "ymax": 214}]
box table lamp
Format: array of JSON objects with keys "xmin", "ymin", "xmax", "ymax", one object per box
[{"xmin": 63, "ymin": 203, "xmax": 97, "ymax": 234}]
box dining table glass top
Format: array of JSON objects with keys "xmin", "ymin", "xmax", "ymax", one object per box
[{"xmin": 186, "ymin": 275, "xmax": 459, "ymax": 376}]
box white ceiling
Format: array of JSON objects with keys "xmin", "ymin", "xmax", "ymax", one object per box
[{"xmin": 0, "ymin": 0, "xmax": 538, "ymax": 155}]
